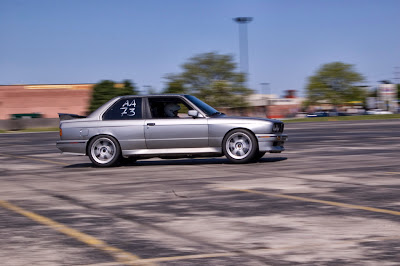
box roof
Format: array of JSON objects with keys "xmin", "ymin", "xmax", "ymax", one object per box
[{"xmin": 117, "ymin": 94, "xmax": 188, "ymax": 98}]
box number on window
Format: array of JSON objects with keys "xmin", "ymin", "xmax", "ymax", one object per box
[{"xmin": 120, "ymin": 99, "xmax": 136, "ymax": 117}]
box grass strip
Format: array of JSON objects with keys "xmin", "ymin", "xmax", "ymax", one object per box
[
  {"xmin": 284, "ymin": 114, "xmax": 400, "ymax": 123},
  {"xmin": 0, "ymin": 127, "xmax": 59, "ymax": 133}
]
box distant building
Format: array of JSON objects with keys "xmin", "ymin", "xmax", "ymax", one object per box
[
  {"xmin": 221, "ymin": 90, "xmax": 304, "ymax": 119},
  {"xmin": 0, "ymin": 84, "xmax": 305, "ymax": 120},
  {"xmin": 0, "ymin": 84, "xmax": 93, "ymax": 120}
]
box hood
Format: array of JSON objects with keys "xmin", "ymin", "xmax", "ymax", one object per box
[{"xmin": 211, "ymin": 114, "xmax": 283, "ymax": 123}]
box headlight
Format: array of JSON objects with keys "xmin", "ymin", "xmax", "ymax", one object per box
[{"xmin": 272, "ymin": 123, "xmax": 284, "ymax": 133}]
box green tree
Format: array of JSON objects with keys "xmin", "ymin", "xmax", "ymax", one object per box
[
  {"xmin": 163, "ymin": 52, "xmax": 252, "ymax": 107},
  {"xmin": 397, "ymin": 84, "xmax": 400, "ymax": 101},
  {"xmin": 305, "ymin": 62, "xmax": 366, "ymax": 107},
  {"xmin": 369, "ymin": 88, "xmax": 378, "ymax": 98},
  {"xmin": 163, "ymin": 75, "xmax": 187, "ymax": 94},
  {"xmin": 88, "ymin": 79, "xmax": 138, "ymax": 113}
]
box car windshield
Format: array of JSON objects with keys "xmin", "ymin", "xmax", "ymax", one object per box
[{"xmin": 185, "ymin": 95, "xmax": 220, "ymax": 116}]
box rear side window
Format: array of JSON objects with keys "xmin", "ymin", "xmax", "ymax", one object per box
[{"xmin": 103, "ymin": 98, "xmax": 142, "ymax": 120}]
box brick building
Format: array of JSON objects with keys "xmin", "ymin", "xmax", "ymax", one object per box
[
  {"xmin": 0, "ymin": 84, "xmax": 304, "ymax": 120},
  {"xmin": 0, "ymin": 84, "xmax": 93, "ymax": 120}
]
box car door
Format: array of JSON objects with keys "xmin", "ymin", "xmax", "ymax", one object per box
[{"xmin": 144, "ymin": 97, "xmax": 209, "ymax": 149}]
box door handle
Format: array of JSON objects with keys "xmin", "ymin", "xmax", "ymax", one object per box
[{"xmin": 147, "ymin": 123, "xmax": 156, "ymax": 126}]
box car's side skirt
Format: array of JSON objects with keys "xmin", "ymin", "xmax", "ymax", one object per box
[{"xmin": 122, "ymin": 147, "xmax": 221, "ymax": 156}]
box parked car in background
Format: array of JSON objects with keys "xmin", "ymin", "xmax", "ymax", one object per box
[
  {"xmin": 366, "ymin": 109, "xmax": 393, "ymax": 115},
  {"xmin": 57, "ymin": 95, "xmax": 288, "ymax": 167},
  {"xmin": 306, "ymin": 111, "xmax": 329, "ymax": 118},
  {"xmin": 306, "ymin": 110, "xmax": 353, "ymax": 117}
]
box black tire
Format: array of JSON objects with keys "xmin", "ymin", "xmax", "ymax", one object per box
[
  {"xmin": 88, "ymin": 135, "xmax": 121, "ymax": 167},
  {"xmin": 222, "ymin": 129, "xmax": 258, "ymax": 163},
  {"xmin": 120, "ymin": 157, "xmax": 138, "ymax": 165},
  {"xmin": 253, "ymin": 151, "xmax": 266, "ymax": 162}
]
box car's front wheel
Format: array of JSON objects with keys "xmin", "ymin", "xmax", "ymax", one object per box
[
  {"xmin": 253, "ymin": 151, "xmax": 266, "ymax": 162},
  {"xmin": 88, "ymin": 135, "xmax": 121, "ymax": 167},
  {"xmin": 223, "ymin": 129, "xmax": 258, "ymax": 163}
]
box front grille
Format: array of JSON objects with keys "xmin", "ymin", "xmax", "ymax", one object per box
[{"xmin": 272, "ymin": 123, "xmax": 284, "ymax": 133}]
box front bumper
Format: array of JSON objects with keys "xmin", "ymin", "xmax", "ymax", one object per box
[
  {"xmin": 256, "ymin": 134, "xmax": 288, "ymax": 153},
  {"xmin": 56, "ymin": 140, "xmax": 87, "ymax": 155}
]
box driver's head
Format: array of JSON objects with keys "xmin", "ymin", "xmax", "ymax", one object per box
[{"xmin": 164, "ymin": 103, "xmax": 181, "ymax": 117}]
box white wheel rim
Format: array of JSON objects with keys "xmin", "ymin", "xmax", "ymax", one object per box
[
  {"xmin": 90, "ymin": 138, "xmax": 116, "ymax": 164},
  {"xmin": 226, "ymin": 132, "xmax": 252, "ymax": 160}
]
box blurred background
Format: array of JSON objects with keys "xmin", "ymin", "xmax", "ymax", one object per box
[{"xmin": 0, "ymin": 0, "xmax": 399, "ymax": 129}]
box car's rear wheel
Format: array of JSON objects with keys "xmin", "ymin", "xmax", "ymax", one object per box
[
  {"xmin": 88, "ymin": 135, "xmax": 121, "ymax": 167},
  {"xmin": 121, "ymin": 157, "xmax": 138, "ymax": 165},
  {"xmin": 223, "ymin": 129, "xmax": 258, "ymax": 163}
]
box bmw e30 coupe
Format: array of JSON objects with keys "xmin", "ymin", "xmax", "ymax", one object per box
[{"xmin": 56, "ymin": 94, "xmax": 288, "ymax": 167}]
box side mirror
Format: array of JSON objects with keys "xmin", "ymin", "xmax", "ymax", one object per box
[{"xmin": 188, "ymin": 110, "xmax": 201, "ymax": 118}]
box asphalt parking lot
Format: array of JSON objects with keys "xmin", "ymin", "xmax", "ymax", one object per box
[{"xmin": 1, "ymin": 119, "xmax": 400, "ymax": 265}]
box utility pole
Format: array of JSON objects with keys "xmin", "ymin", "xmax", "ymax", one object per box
[
  {"xmin": 233, "ymin": 17, "xmax": 253, "ymax": 76},
  {"xmin": 260, "ymin": 82, "xmax": 271, "ymax": 117},
  {"xmin": 394, "ymin": 67, "xmax": 400, "ymax": 84},
  {"xmin": 260, "ymin": 82, "xmax": 270, "ymax": 103}
]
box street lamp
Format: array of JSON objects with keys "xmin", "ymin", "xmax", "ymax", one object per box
[
  {"xmin": 233, "ymin": 17, "xmax": 253, "ymax": 76},
  {"xmin": 260, "ymin": 82, "xmax": 270, "ymax": 105}
]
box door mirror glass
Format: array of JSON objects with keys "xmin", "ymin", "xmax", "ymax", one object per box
[{"xmin": 188, "ymin": 110, "xmax": 200, "ymax": 118}]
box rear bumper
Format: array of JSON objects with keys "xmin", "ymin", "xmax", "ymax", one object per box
[
  {"xmin": 56, "ymin": 140, "xmax": 87, "ymax": 155},
  {"xmin": 256, "ymin": 134, "xmax": 288, "ymax": 153}
]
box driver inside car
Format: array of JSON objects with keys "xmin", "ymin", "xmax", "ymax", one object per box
[{"xmin": 164, "ymin": 103, "xmax": 181, "ymax": 117}]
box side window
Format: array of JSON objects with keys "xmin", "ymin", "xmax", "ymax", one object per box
[
  {"xmin": 103, "ymin": 98, "xmax": 142, "ymax": 120},
  {"xmin": 148, "ymin": 98, "xmax": 193, "ymax": 118}
]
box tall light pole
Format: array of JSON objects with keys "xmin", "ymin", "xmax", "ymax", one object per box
[
  {"xmin": 261, "ymin": 82, "xmax": 270, "ymax": 105},
  {"xmin": 260, "ymin": 82, "xmax": 270, "ymax": 95},
  {"xmin": 234, "ymin": 17, "xmax": 253, "ymax": 77}
]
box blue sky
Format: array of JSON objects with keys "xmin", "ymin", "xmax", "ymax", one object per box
[{"xmin": 1, "ymin": 0, "xmax": 399, "ymax": 97}]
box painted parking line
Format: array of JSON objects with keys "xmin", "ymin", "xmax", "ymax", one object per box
[
  {"xmin": 0, "ymin": 200, "xmax": 151, "ymax": 266},
  {"xmin": 2, "ymin": 199, "xmax": 400, "ymax": 264},
  {"xmin": 226, "ymin": 188, "xmax": 400, "ymax": 216},
  {"xmin": 83, "ymin": 263, "xmax": 123, "ymax": 266},
  {"xmin": 0, "ymin": 200, "xmax": 236, "ymax": 264},
  {"xmin": 129, "ymin": 235, "xmax": 400, "ymax": 264},
  {"xmin": 0, "ymin": 153, "xmax": 69, "ymax": 166},
  {"xmin": 134, "ymin": 252, "xmax": 236, "ymax": 264},
  {"xmin": 385, "ymin": 172, "xmax": 400, "ymax": 175}
]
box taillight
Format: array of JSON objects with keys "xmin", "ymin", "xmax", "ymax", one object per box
[{"xmin": 59, "ymin": 127, "xmax": 62, "ymax": 137}]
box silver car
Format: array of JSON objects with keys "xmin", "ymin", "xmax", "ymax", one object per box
[{"xmin": 56, "ymin": 95, "xmax": 288, "ymax": 167}]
